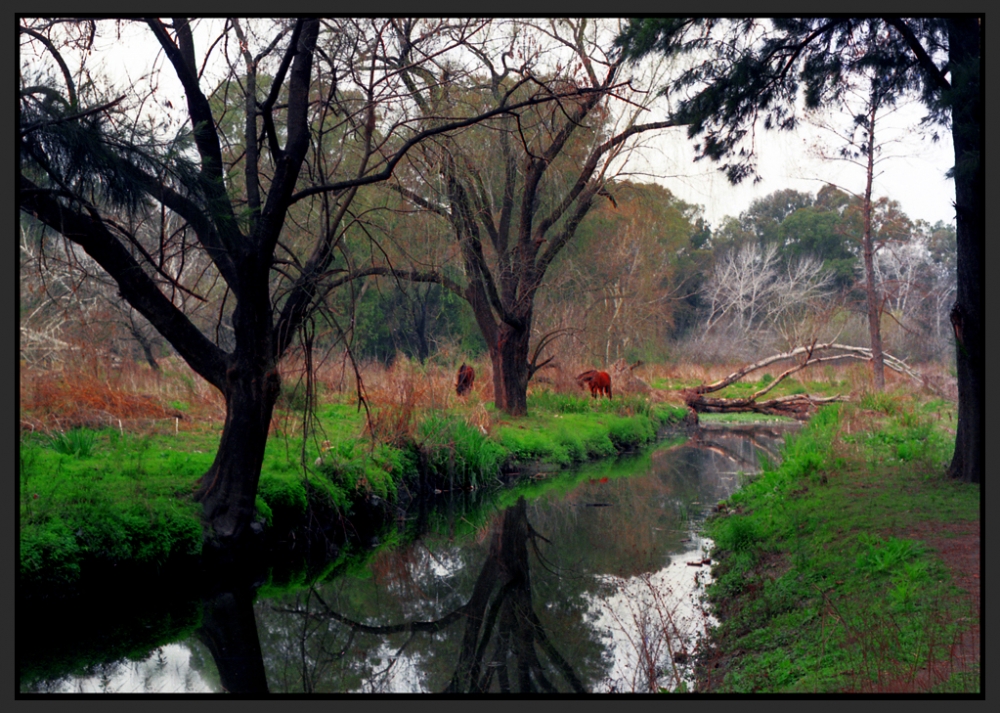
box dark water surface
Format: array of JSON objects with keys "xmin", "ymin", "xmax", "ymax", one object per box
[{"xmin": 20, "ymin": 423, "xmax": 797, "ymax": 694}]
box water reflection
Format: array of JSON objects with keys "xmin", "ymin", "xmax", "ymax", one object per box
[{"xmin": 20, "ymin": 423, "xmax": 796, "ymax": 694}]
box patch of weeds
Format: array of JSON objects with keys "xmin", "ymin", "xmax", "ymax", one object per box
[
  {"xmin": 605, "ymin": 414, "xmax": 655, "ymax": 449},
  {"xmin": 19, "ymin": 516, "xmax": 82, "ymax": 586},
  {"xmin": 527, "ymin": 391, "xmax": 591, "ymax": 414},
  {"xmin": 714, "ymin": 516, "xmax": 763, "ymax": 554},
  {"xmin": 46, "ymin": 428, "xmax": 98, "ymax": 458},
  {"xmin": 859, "ymin": 390, "xmax": 898, "ymax": 415},
  {"xmin": 932, "ymin": 670, "xmax": 980, "ymax": 694},
  {"xmin": 855, "ymin": 534, "xmax": 923, "ymax": 577},
  {"xmin": 497, "ymin": 425, "xmax": 570, "ymax": 466},
  {"xmin": 115, "ymin": 433, "xmax": 152, "ymax": 479},
  {"xmin": 418, "ymin": 411, "xmax": 507, "ymax": 486}
]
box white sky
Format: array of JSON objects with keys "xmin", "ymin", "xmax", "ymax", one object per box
[
  {"xmin": 25, "ymin": 18, "xmax": 958, "ymax": 232},
  {"xmin": 625, "ymin": 100, "xmax": 956, "ymax": 230}
]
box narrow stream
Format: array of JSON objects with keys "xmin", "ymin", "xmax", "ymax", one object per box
[{"xmin": 20, "ymin": 422, "xmax": 797, "ymax": 694}]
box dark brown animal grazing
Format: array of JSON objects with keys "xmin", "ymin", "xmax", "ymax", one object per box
[
  {"xmin": 576, "ymin": 369, "xmax": 612, "ymax": 399},
  {"xmin": 456, "ymin": 363, "xmax": 475, "ymax": 396}
]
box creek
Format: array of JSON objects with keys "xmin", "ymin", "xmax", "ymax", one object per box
[{"xmin": 19, "ymin": 422, "xmax": 798, "ymax": 694}]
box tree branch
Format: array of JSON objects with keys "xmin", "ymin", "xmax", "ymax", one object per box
[
  {"xmin": 20, "ymin": 181, "xmax": 228, "ymax": 388},
  {"xmin": 883, "ymin": 17, "xmax": 952, "ymax": 93}
]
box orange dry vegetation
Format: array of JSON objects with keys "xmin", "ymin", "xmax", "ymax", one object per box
[{"xmin": 19, "ymin": 357, "xmax": 223, "ymax": 435}]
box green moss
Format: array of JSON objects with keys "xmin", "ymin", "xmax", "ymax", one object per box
[{"xmin": 256, "ymin": 472, "xmax": 309, "ymax": 529}]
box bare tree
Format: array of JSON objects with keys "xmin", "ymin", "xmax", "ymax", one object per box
[
  {"xmin": 702, "ymin": 242, "xmax": 833, "ymax": 345},
  {"xmin": 358, "ymin": 19, "xmax": 682, "ymax": 414},
  {"xmin": 19, "ymin": 17, "xmax": 612, "ymax": 550},
  {"xmin": 875, "ymin": 233, "xmax": 957, "ymax": 362}
]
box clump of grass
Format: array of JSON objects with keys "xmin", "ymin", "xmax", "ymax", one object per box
[
  {"xmin": 527, "ymin": 390, "xmax": 591, "ymax": 414},
  {"xmin": 418, "ymin": 411, "xmax": 506, "ymax": 486},
  {"xmin": 46, "ymin": 428, "xmax": 98, "ymax": 458},
  {"xmin": 855, "ymin": 534, "xmax": 923, "ymax": 576},
  {"xmin": 859, "ymin": 390, "xmax": 899, "ymax": 415},
  {"xmin": 714, "ymin": 516, "xmax": 763, "ymax": 554}
]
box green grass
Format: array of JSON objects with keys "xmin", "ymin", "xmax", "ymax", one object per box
[
  {"xmin": 20, "ymin": 429, "xmax": 206, "ymax": 590},
  {"xmin": 493, "ymin": 394, "xmax": 683, "ymax": 467},
  {"xmin": 45, "ymin": 428, "xmax": 99, "ymax": 458},
  {"xmin": 698, "ymin": 399, "xmax": 979, "ymax": 694},
  {"xmin": 19, "ymin": 390, "xmax": 687, "ymax": 593}
]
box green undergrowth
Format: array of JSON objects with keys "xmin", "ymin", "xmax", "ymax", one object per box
[
  {"xmin": 19, "ymin": 393, "xmax": 687, "ymax": 594},
  {"xmin": 19, "ymin": 429, "xmax": 207, "ymax": 593},
  {"xmin": 506, "ymin": 393, "xmax": 682, "ymax": 462},
  {"xmin": 699, "ymin": 396, "xmax": 979, "ymax": 693}
]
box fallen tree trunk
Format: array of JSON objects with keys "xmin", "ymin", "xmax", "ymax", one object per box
[
  {"xmin": 680, "ymin": 342, "xmax": 916, "ymax": 421},
  {"xmin": 685, "ymin": 392, "xmax": 849, "ymax": 420}
]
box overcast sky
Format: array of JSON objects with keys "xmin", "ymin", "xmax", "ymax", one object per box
[
  {"xmin": 43, "ymin": 18, "xmax": 958, "ymax": 233},
  {"xmin": 629, "ymin": 102, "xmax": 957, "ymax": 230}
]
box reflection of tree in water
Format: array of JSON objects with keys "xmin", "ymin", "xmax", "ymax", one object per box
[
  {"xmin": 691, "ymin": 424, "xmax": 791, "ymax": 468},
  {"xmin": 273, "ymin": 497, "xmax": 585, "ymax": 693},
  {"xmin": 196, "ymin": 589, "xmax": 269, "ymax": 693},
  {"xmin": 652, "ymin": 424, "xmax": 798, "ymax": 506},
  {"xmin": 442, "ymin": 496, "xmax": 584, "ymax": 693},
  {"xmin": 256, "ymin": 430, "xmax": 789, "ymax": 694}
]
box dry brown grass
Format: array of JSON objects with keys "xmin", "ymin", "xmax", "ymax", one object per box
[
  {"xmin": 19, "ymin": 355, "xmax": 225, "ymax": 435},
  {"xmin": 21, "ymin": 345, "xmax": 955, "ymax": 440}
]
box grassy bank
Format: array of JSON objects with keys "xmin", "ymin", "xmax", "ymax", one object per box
[
  {"xmin": 696, "ymin": 393, "xmax": 980, "ymax": 693},
  {"xmin": 19, "ymin": 367, "xmax": 686, "ymax": 595}
]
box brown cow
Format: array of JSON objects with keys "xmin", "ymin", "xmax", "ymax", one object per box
[
  {"xmin": 456, "ymin": 363, "xmax": 475, "ymax": 396},
  {"xmin": 576, "ymin": 369, "xmax": 612, "ymax": 399}
]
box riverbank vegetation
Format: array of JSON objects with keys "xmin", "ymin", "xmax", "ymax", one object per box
[
  {"xmin": 696, "ymin": 394, "xmax": 979, "ymax": 694},
  {"xmin": 19, "ymin": 353, "xmax": 695, "ymax": 596}
]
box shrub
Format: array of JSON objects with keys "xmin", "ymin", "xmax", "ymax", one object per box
[
  {"xmin": 20, "ymin": 516, "xmax": 81, "ymax": 586},
  {"xmin": 714, "ymin": 516, "xmax": 763, "ymax": 554}
]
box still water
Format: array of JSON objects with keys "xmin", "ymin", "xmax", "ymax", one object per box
[{"xmin": 20, "ymin": 423, "xmax": 796, "ymax": 694}]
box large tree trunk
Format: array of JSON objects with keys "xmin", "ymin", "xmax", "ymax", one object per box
[
  {"xmin": 492, "ymin": 323, "xmax": 532, "ymax": 417},
  {"xmin": 945, "ymin": 18, "xmax": 983, "ymax": 484},
  {"xmin": 194, "ymin": 360, "xmax": 281, "ymax": 547}
]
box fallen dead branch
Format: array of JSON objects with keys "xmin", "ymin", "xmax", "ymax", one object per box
[{"xmin": 680, "ymin": 342, "xmax": 917, "ymax": 420}]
